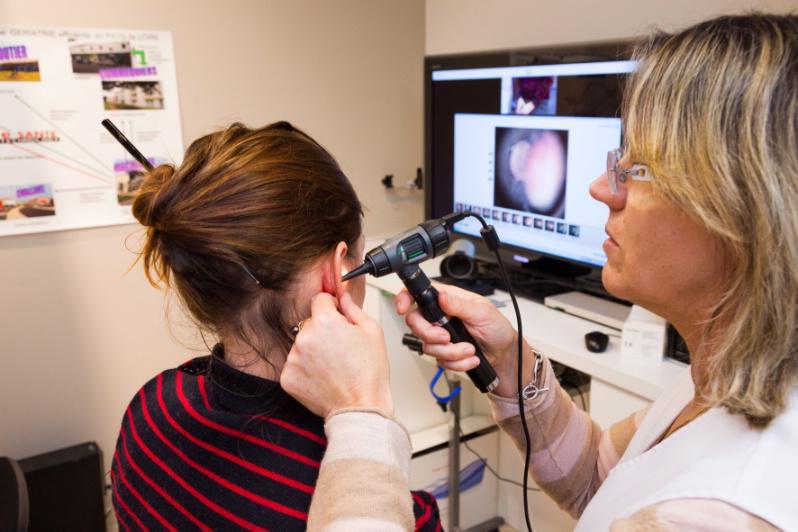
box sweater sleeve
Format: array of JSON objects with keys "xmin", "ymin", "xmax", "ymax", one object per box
[
  {"xmin": 307, "ymin": 409, "xmax": 415, "ymax": 531},
  {"xmin": 489, "ymin": 355, "xmax": 648, "ymax": 518}
]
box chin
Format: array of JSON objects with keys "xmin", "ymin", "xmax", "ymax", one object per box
[{"xmin": 601, "ymin": 266, "xmax": 630, "ymax": 301}]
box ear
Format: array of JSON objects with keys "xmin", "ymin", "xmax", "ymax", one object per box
[{"xmin": 320, "ymin": 241, "xmax": 349, "ymax": 298}]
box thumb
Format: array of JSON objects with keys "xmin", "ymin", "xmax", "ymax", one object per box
[
  {"xmin": 339, "ymin": 292, "xmax": 368, "ymax": 325},
  {"xmin": 438, "ymin": 286, "xmax": 480, "ymax": 322}
]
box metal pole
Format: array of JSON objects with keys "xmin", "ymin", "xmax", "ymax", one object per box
[{"xmin": 448, "ymin": 376, "xmax": 461, "ymax": 531}]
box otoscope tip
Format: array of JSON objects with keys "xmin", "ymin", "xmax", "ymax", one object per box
[{"xmin": 342, "ymin": 261, "xmax": 374, "ymax": 281}]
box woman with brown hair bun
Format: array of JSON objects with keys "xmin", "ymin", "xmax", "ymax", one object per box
[{"xmin": 111, "ymin": 122, "xmax": 441, "ymax": 530}]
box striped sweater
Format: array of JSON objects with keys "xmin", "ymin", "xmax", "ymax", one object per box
[{"xmin": 111, "ymin": 346, "xmax": 441, "ymax": 531}]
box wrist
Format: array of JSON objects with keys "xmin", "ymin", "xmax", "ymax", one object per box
[
  {"xmin": 327, "ymin": 404, "xmax": 395, "ymax": 423},
  {"xmin": 491, "ymin": 341, "xmax": 536, "ymax": 399},
  {"xmin": 342, "ymin": 390, "xmax": 394, "ymax": 417}
]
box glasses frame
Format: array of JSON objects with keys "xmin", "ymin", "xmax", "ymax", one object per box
[{"xmin": 607, "ymin": 148, "xmax": 652, "ymax": 195}]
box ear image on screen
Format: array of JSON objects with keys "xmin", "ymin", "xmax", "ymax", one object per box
[
  {"xmin": 494, "ymin": 127, "xmax": 568, "ymax": 219},
  {"xmin": 509, "ymin": 76, "xmax": 557, "ymax": 115}
]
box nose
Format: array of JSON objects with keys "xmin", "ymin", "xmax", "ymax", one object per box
[{"xmin": 590, "ymin": 171, "xmax": 626, "ymax": 211}]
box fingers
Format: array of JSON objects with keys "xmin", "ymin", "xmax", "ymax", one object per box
[
  {"xmin": 395, "ymin": 289, "xmax": 414, "ymax": 315},
  {"xmin": 310, "ymin": 292, "xmax": 340, "ymax": 318},
  {"xmin": 437, "ymin": 286, "xmax": 479, "ymax": 321},
  {"xmin": 405, "ymin": 309, "xmax": 450, "ymax": 344},
  {"xmin": 436, "ymin": 356, "xmax": 481, "ymax": 373},
  {"xmin": 422, "ymin": 340, "xmax": 475, "ymax": 361},
  {"xmin": 339, "ymin": 292, "xmax": 367, "ymax": 325}
]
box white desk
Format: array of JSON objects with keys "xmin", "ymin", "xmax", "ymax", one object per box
[{"xmin": 361, "ymin": 241, "xmax": 688, "ymax": 531}]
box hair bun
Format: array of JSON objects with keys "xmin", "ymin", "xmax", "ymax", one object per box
[{"xmin": 132, "ymin": 164, "xmax": 176, "ymax": 230}]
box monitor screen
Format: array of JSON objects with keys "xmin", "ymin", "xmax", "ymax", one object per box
[{"xmin": 426, "ymin": 54, "xmax": 636, "ymax": 269}]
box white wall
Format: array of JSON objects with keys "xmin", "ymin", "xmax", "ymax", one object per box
[
  {"xmin": 425, "ymin": 1, "xmax": 796, "ymax": 530},
  {"xmin": 427, "ymin": 0, "xmax": 796, "ymax": 55},
  {"xmin": 0, "ymin": 0, "xmax": 424, "ymax": 472}
]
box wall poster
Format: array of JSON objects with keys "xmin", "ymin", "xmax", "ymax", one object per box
[{"xmin": 0, "ymin": 26, "xmax": 183, "ymax": 236}]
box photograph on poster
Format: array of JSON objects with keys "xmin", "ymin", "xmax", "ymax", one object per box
[
  {"xmin": 0, "ymin": 44, "xmax": 40, "ymax": 82},
  {"xmin": 114, "ymin": 157, "xmax": 164, "ymax": 205},
  {"xmin": 69, "ymin": 40, "xmax": 132, "ymax": 74},
  {"xmin": 494, "ymin": 126, "xmax": 568, "ymax": 218},
  {"xmin": 116, "ymin": 170, "xmax": 145, "ymax": 205},
  {"xmin": 0, "ymin": 183, "xmax": 55, "ymax": 220},
  {"xmin": 102, "ymin": 81, "xmax": 164, "ymax": 110},
  {"xmin": 0, "ymin": 60, "xmax": 40, "ymax": 82}
]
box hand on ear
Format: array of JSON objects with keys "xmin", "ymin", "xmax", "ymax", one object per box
[{"xmin": 281, "ymin": 291, "xmax": 393, "ymax": 418}]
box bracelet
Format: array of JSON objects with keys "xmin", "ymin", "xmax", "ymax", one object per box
[{"xmin": 520, "ymin": 349, "xmax": 549, "ymax": 401}]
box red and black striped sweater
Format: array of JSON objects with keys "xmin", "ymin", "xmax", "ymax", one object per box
[{"xmin": 111, "ymin": 345, "xmax": 441, "ymax": 531}]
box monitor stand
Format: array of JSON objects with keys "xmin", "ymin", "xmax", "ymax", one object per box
[
  {"xmin": 494, "ymin": 256, "xmax": 589, "ymax": 303},
  {"xmin": 433, "ymin": 275, "xmax": 496, "ymax": 296},
  {"xmin": 520, "ymin": 256, "xmax": 592, "ymax": 279}
]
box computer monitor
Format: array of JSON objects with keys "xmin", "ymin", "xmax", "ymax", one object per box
[{"xmin": 425, "ymin": 43, "xmax": 635, "ymax": 273}]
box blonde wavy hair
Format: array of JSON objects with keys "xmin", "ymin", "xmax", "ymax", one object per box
[{"xmin": 623, "ymin": 13, "xmax": 798, "ymax": 426}]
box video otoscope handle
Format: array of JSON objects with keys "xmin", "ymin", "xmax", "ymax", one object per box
[{"xmin": 402, "ymin": 268, "xmax": 499, "ymax": 393}]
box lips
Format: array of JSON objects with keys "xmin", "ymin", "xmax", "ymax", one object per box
[{"xmin": 605, "ymin": 225, "xmax": 619, "ymax": 246}]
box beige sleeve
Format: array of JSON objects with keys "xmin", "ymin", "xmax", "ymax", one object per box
[
  {"xmin": 307, "ymin": 409, "xmax": 415, "ymax": 532},
  {"xmin": 610, "ymin": 498, "xmax": 778, "ymax": 531},
  {"xmin": 489, "ymin": 355, "xmax": 648, "ymax": 517}
]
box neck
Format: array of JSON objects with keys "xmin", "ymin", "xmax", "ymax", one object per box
[
  {"xmin": 669, "ymin": 313, "xmax": 716, "ymax": 404},
  {"xmin": 219, "ymin": 335, "xmax": 284, "ymax": 381}
]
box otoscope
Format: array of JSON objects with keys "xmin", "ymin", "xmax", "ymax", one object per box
[{"xmin": 343, "ymin": 212, "xmax": 501, "ymax": 393}]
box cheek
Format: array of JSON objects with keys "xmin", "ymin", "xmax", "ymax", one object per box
[
  {"xmin": 608, "ymin": 200, "xmax": 724, "ymax": 310},
  {"xmin": 602, "ymin": 200, "xmax": 676, "ymax": 301},
  {"xmin": 345, "ymin": 277, "xmax": 366, "ymax": 307}
]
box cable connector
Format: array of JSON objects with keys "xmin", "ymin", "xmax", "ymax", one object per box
[
  {"xmin": 480, "ymin": 225, "xmax": 501, "ymax": 252},
  {"xmin": 441, "ymin": 212, "xmax": 468, "ymax": 227}
]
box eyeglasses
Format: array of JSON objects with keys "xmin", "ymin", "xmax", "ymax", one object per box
[{"xmin": 607, "ymin": 149, "xmax": 651, "ymax": 195}]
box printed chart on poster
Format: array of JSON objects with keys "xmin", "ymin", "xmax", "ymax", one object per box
[{"xmin": 0, "ymin": 26, "xmax": 183, "ymax": 237}]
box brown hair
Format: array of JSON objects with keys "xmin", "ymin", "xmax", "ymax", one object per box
[
  {"xmin": 623, "ymin": 13, "xmax": 798, "ymax": 426},
  {"xmin": 132, "ymin": 121, "xmax": 363, "ymax": 363}
]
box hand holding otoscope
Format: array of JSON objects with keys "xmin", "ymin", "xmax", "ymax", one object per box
[{"xmin": 342, "ymin": 213, "xmax": 501, "ymax": 393}]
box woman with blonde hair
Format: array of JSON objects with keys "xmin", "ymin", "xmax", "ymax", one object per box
[{"xmin": 282, "ymin": 13, "xmax": 798, "ymax": 530}]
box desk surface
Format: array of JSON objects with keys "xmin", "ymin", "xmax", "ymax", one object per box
[{"xmin": 363, "ymin": 248, "xmax": 686, "ymax": 403}]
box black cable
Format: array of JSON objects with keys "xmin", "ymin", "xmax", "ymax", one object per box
[
  {"xmin": 574, "ymin": 383, "xmax": 587, "ymax": 411},
  {"xmin": 441, "ymin": 371, "xmax": 541, "ymax": 494},
  {"xmin": 461, "ymin": 430, "xmax": 542, "ymax": 493},
  {"xmin": 467, "ymin": 213, "xmax": 534, "ymax": 532}
]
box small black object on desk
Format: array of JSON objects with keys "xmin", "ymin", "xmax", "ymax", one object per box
[{"xmin": 584, "ymin": 331, "xmax": 609, "ymax": 353}]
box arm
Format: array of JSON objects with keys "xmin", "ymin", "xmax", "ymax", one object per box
[
  {"xmin": 397, "ymin": 284, "xmax": 648, "ymax": 518},
  {"xmin": 489, "ymin": 347, "xmax": 647, "ymax": 517},
  {"xmin": 281, "ymin": 293, "xmax": 415, "ymax": 531},
  {"xmin": 308, "ymin": 409, "xmax": 414, "ymax": 531}
]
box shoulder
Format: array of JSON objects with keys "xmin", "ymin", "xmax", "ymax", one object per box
[
  {"xmin": 637, "ymin": 397, "xmax": 798, "ymax": 528},
  {"xmin": 117, "ymin": 356, "xmax": 210, "ymax": 431},
  {"xmin": 610, "ymin": 499, "xmax": 778, "ymax": 531}
]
